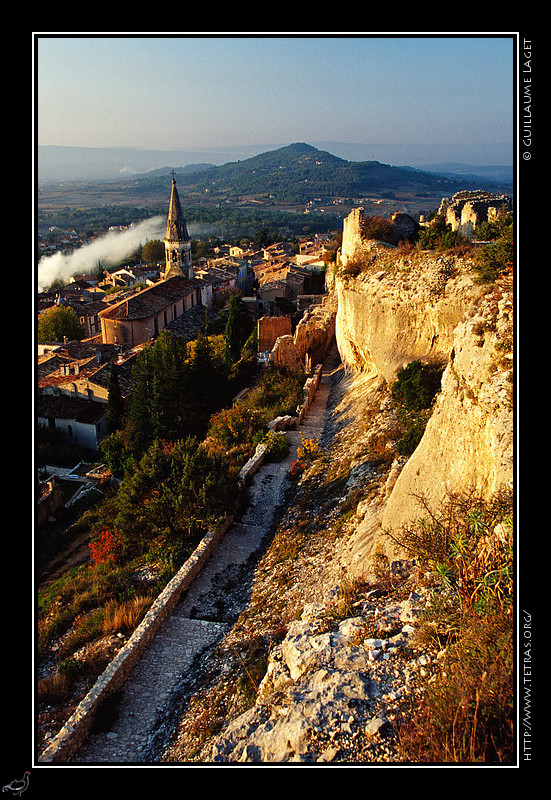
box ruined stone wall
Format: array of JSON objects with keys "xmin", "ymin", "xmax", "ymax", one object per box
[
  {"xmin": 340, "ymin": 207, "xmax": 366, "ymax": 268},
  {"xmin": 340, "ymin": 208, "xmax": 418, "ymax": 268},
  {"xmin": 438, "ymin": 190, "xmax": 512, "ymax": 235},
  {"xmin": 258, "ymin": 316, "xmax": 291, "ymax": 353},
  {"xmin": 270, "ymin": 295, "xmax": 337, "ymax": 375}
]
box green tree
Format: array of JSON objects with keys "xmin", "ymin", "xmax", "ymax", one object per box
[
  {"xmin": 222, "ymin": 294, "xmax": 254, "ymax": 365},
  {"xmin": 188, "ymin": 331, "xmax": 231, "ymax": 417},
  {"xmin": 99, "ymin": 429, "xmax": 135, "ymax": 477},
  {"xmin": 124, "ymin": 343, "xmax": 158, "ymax": 457},
  {"xmin": 125, "ymin": 331, "xmax": 192, "ymax": 457},
  {"xmin": 37, "ymin": 305, "xmax": 85, "ymax": 343},
  {"xmin": 113, "ymin": 438, "xmax": 238, "ymax": 555},
  {"xmin": 107, "ymin": 363, "xmax": 124, "ymax": 433},
  {"xmin": 141, "ymin": 239, "xmax": 165, "ymax": 263}
]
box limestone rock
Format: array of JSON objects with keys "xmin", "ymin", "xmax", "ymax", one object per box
[{"xmin": 437, "ymin": 190, "xmax": 512, "ymax": 235}]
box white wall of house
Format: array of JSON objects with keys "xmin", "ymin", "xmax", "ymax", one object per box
[{"xmin": 38, "ymin": 413, "xmax": 108, "ymax": 451}]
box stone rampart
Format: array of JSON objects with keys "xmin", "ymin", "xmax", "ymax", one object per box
[{"xmin": 270, "ymin": 295, "xmax": 337, "ymax": 375}]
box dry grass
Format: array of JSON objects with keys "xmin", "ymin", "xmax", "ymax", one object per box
[
  {"xmin": 38, "ymin": 595, "xmax": 152, "ymax": 708},
  {"xmin": 37, "ymin": 671, "xmax": 72, "ymax": 704},
  {"xmin": 389, "ymin": 489, "xmax": 514, "ymax": 764},
  {"xmin": 101, "ymin": 595, "xmax": 151, "ymax": 636},
  {"xmin": 397, "ymin": 607, "xmax": 514, "ymax": 763}
]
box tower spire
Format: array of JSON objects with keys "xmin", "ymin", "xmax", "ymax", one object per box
[{"xmin": 163, "ymin": 175, "xmax": 192, "ymax": 280}]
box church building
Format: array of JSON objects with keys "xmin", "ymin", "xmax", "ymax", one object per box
[{"xmin": 99, "ymin": 177, "xmax": 211, "ymax": 349}]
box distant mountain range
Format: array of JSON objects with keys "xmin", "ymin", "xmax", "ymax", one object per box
[{"xmin": 36, "ymin": 142, "xmax": 513, "ymax": 185}]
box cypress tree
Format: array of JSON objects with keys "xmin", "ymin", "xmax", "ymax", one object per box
[{"xmin": 107, "ymin": 362, "xmax": 124, "ymax": 432}]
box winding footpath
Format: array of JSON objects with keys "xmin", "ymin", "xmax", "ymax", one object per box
[{"xmin": 72, "ymin": 344, "xmax": 341, "ymax": 764}]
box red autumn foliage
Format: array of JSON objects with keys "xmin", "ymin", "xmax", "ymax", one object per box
[{"xmin": 89, "ymin": 529, "xmax": 122, "ymax": 567}]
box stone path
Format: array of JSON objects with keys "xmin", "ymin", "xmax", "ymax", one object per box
[{"xmin": 73, "ymin": 343, "xmax": 341, "ymax": 764}]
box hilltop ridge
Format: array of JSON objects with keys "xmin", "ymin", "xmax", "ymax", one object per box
[{"xmin": 38, "ymin": 143, "xmax": 512, "ymax": 208}]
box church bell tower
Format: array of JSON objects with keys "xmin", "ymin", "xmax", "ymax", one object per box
[{"xmin": 163, "ymin": 173, "xmax": 192, "ymax": 280}]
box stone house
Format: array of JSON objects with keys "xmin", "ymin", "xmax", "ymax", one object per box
[
  {"xmin": 38, "ymin": 340, "xmax": 136, "ymax": 404},
  {"xmin": 106, "ymin": 265, "xmax": 158, "ymax": 288},
  {"xmin": 67, "ymin": 297, "xmax": 106, "ymax": 339},
  {"xmin": 37, "ymin": 341, "xmax": 137, "ymax": 451},
  {"xmin": 37, "ymin": 394, "xmax": 109, "ymax": 451},
  {"xmin": 193, "ymin": 265, "xmax": 237, "ymax": 297}
]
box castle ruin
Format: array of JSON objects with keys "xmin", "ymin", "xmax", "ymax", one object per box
[{"xmin": 437, "ymin": 190, "xmax": 512, "ymax": 236}]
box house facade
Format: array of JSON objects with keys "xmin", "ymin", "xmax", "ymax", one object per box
[{"xmin": 37, "ymin": 395, "xmax": 109, "ymax": 451}]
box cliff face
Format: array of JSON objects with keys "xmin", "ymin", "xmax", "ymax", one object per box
[
  {"xmin": 333, "ymin": 229, "xmax": 514, "ymax": 577},
  {"xmin": 335, "ymin": 245, "xmax": 484, "ymax": 383}
]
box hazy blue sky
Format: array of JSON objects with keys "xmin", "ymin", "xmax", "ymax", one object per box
[{"xmin": 36, "ymin": 34, "xmax": 515, "ymax": 160}]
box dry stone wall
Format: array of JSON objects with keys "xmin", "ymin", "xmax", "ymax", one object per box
[{"xmin": 39, "ymin": 515, "xmax": 234, "ymax": 763}]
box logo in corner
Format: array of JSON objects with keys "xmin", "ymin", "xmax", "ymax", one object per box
[{"xmin": 2, "ymin": 773, "xmax": 30, "ymax": 797}]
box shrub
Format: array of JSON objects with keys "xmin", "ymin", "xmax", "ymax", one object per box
[
  {"xmin": 89, "ymin": 529, "xmax": 122, "ymax": 567},
  {"xmin": 389, "ymin": 490, "xmax": 514, "ymax": 763},
  {"xmin": 113, "ymin": 437, "xmax": 239, "ymax": 550},
  {"xmin": 398, "ymin": 608, "xmax": 514, "ymax": 763},
  {"xmin": 391, "ymin": 360, "xmax": 442, "ymax": 412},
  {"xmin": 396, "ymin": 413, "xmax": 431, "ymax": 456},
  {"xmin": 297, "ymin": 434, "xmax": 320, "ymax": 462},
  {"xmin": 260, "ymin": 430, "xmax": 289, "ymax": 462},
  {"xmin": 207, "ymin": 404, "xmax": 265, "ymax": 451},
  {"xmin": 361, "ymin": 215, "xmax": 395, "ymax": 244},
  {"xmin": 288, "ymin": 459, "xmax": 303, "ymax": 478},
  {"xmin": 247, "ymin": 366, "xmax": 305, "ymax": 419},
  {"xmin": 389, "ymin": 489, "xmax": 513, "ymax": 611},
  {"xmin": 416, "ymin": 216, "xmax": 471, "ymax": 253},
  {"xmin": 473, "ymin": 225, "xmax": 513, "ymax": 284},
  {"xmin": 289, "ymin": 435, "xmax": 321, "ymax": 479}
]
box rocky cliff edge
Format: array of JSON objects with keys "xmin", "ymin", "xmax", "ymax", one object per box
[{"xmin": 334, "ymin": 244, "xmax": 514, "ymax": 576}]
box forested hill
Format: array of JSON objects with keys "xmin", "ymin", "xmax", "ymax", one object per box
[{"xmin": 124, "ymin": 142, "xmax": 509, "ymax": 204}]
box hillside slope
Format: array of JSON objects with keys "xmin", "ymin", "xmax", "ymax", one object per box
[
  {"xmin": 157, "ymin": 242, "xmax": 513, "ymax": 763},
  {"xmin": 121, "ymin": 143, "xmax": 496, "ymax": 204}
]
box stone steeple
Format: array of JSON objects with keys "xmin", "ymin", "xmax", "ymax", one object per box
[{"xmin": 163, "ymin": 174, "xmax": 192, "ymax": 280}]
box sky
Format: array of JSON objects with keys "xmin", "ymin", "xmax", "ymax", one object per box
[{"xmin": 35, "ymin": 34, "xmax": 516, "ymax": 163}]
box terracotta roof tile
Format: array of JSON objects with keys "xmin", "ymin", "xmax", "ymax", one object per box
[{"xmin": 99, "ymin": 276, "xmax": 203, "ymax": 321}]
